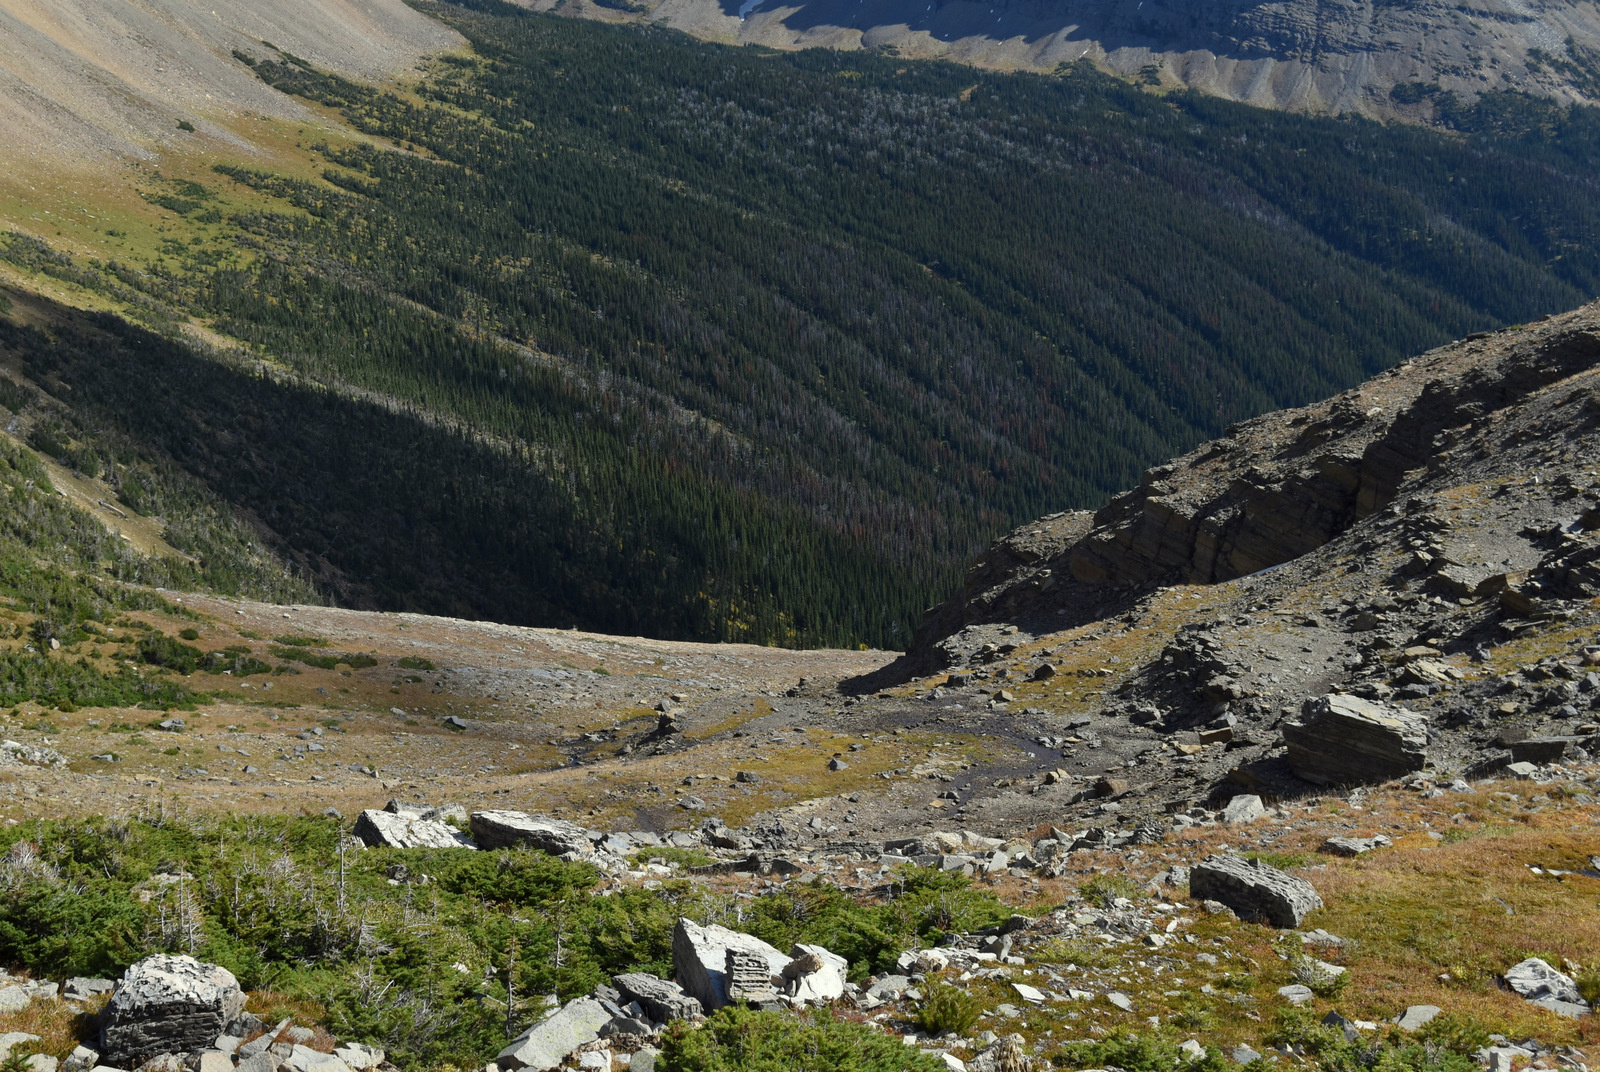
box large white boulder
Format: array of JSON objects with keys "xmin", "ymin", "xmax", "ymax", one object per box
[
  {"xmin": 783, "ymin": 944, "xmax": 847, "ymax": 1005},
  {"xmin": 672, "ymin": 919, "xmax": 788, "ymax": 1011},
  {"xmin": 353, "ymin": 809, "xmax": 476, "ymax": 850}
]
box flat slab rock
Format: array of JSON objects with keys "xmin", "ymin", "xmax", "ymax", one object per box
[
  {"xmin": 470, "ymin": 811, "xmax": 593, "ymax": 856},
  {"xmin": 1319, "ymin": 834, "xmax": 1393, "ymax": 857},
  {"xmin": 1190, "ymin": 853, "xmax": 1323, "ymax": 928},
  {"xmin": 498, "ymin": 997, "xmax": 612, "ymax": 1071},
  {"xmin": 1282, "ymin": 694, "xmax": 1428, "ymax": 786},
  {"xmin": 611, "ymin": 974, "xmax": 702, "ymax": 1023},
  {"xmin": 353, "ymin": 809, "xmax": 476, "ymax": 850},
  {"xmin": 99, "ymin": 956, "xmax": 246, "ymax": 1069}
]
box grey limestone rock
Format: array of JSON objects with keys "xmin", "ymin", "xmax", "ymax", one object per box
[
  {"xmin": 671, "ymin": 919, "xmax": 788, "ymax": 1011},
  {"xmin": 1221, "ymin": 794, "xmax": 1265, "ymax": 823},
  {"xmin": 470, "ymin": 811, "xmax": 593, "ymax": 856},
  {"xmin": 1395, "ymin": 1005, "xmax": 1441, "ymax": 1031},
  {"xmin": 1190, "ymin": 853, "xmax": 1323, "ymax": 928},
  {"xmin": 352, "ymin": 809, "xmax": 476, "ymax": 850},
  {"xmin": 1319, "ymin": 834, "xmax": 1393, "ymax": 857},
  {"xmin": 611, "ymin": 973, "xmax": 702, "ymax": 1023},
  {"xmin": 496, "ymin": 997, "xmax": 612, "ymax": 1071},
  {"xmin": 1283, "ymin": 694, "xmax": 1428, "ymax": 786},
  {"xmin": 1503, "ymin": 958, "xmax": 1591, "ymax": 1017},
  {"xmin": 99, "ymin": 956, "xmax": 247, "ymax": 1070}
]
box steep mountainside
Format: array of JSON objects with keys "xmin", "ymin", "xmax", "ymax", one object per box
[
  {"xmin": 532, "ymin": 0, "xmax": 1600, "ymax": 120},
  {"xmin": 6, "ymin": 2, "xmax": 1600, "ymax": 649},
  {"xmin": 0, "ymin": 0, "xmax": 458, "ymax": 171}
]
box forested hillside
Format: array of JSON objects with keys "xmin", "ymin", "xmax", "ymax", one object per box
[{"xmin": 5, "ymin": 0, "xmax": 1600, "ymax": 647}]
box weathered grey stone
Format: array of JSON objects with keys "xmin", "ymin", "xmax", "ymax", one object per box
[
  {"xmin": 725, "ymin": 948, "xmax": 777, "ymax": 1003},
  {"xmin": 496, "ymin": 997, "xmax": 612, "ymax": 1071},
  {"xmin": 64, "ymin": 978, "xmax": 116, "ymax": 1002},
  {"xmin": 784, "ymin": 944, "xmax": 846, "ymax": 1005},
  {"xmin": 1106, "ymin": 992, "xmax": 1134, "ymax": 1011},
  {"xmin": 0, "ymin": 987, "xmax": 29, "ymax": 1013},
  {"xmin": 26, "ymin": 1056, "xmax": 58, "ymax": 1072},
  {"xmin": 1232, "ymin": 1045, "xmax": 1262, "ymax": 1064},
  {"xmin": 629, "ymin": 1048, "xmax": 658, "ymax": 1072},
  {"xmin": 331, "ymin": 1043, "xmax": 383, "ymax": 1071},
  {"xmin": 236, "ymin": 1020, "xmax": 289, "ymax": 1060},
  {"xmin": 1221, "ymin": 795, "xmax": 1265, "ymax": 824},
  {"xmin": 99, "ymin": 956, "xmax": 247, "ymax": 1070},
  {"xmin": 233, "ymin": 1052, "xmax": 275, "ymax": 1072},
  {"xmin": 1283, "ymin": 695, "xmax": 1428, "ymax": 785},
  {"xmin": 1189, "ymin": 853, "xmax": 1323, "ymax": 928},
  {"xmin": 1503, "ymin": 958, "xmax": 1588, "ymax": 1011},
  {"xmin": 611, "ymin": 973, "xmax": 702, "ymax": 1023},
  {"xmin": 281, "ymin": 1045, "xmax": 352, "ymax": 1072},
  {"xmin": 1277, "ymin": 984, "xmax": 1315, "ymax": 1005},
  {"xmin": 1395, "ymin": 1005, "xmax": 1441, "ymax": 1031},
  {"xmin": 1319, "ymin": 834, "xmax": 1392, "ymax": 857},
  {"xmin": 352, "ymin": 809, "xmax": 475, "ymax": 851},
  {"xmin": 671, "ymin": 919, "xmax": 788, "ymax": 1011},
  {"xmin": 470, "ymin": 811, "xmax": 593, "ymax": 856},
  {"xmin": 194, "ymin": 1052, "xmax": 233, "ymax": 1072},
  {"xmin": 60, "ymin": 1046, "xmax": 98, "ymax": 1072}
]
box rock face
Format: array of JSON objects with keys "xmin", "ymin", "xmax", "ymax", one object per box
[
  {"xmin": 470, "ymin": 811, "xmax": 592, "ymax": 856},
  {"xmin": 497, "ymin": 997, "xmax": 613, "ymax": 1071},
  {"xmin": 539, "ymin": 0, "xmax": 1600, "ymax": 124},
  {"xmin": 1189, "ymin": 854, "xmax": 1323, "ymax": 927},
  {"xmin": 352, "ymin": 809, "xmax": 476, "ymax": 850},
  {"xmin": 671, "ymin": 919, "xmax": 789, "ymax": 1011},
  {"xmin": 611, "ymin": 974, "xmax": 702, "ymax": 1023},
  {"xmin": 99, "ymin": 956, "xmax": 247, "ymax": 1069},
  {"xmin": 1283, "ymin": 695, "xmax": 1429, "ymax": 786}
]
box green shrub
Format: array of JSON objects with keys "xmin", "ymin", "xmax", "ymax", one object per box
[
  {"xmin": 275, "ymin": 634, "xmax": 329, "ymax": 647},
  {"xmin": 178, "ymin": 628, "xmax": 200, "ymax": 641},
  {"xmin": 397, "ymin": 656, "xmax": 435, "ymax": 672},
  {"xmin": 1055, "ymin": 1031, "xmax": 1229, "ymax": 1072},
  {"xmin": 913, "ymin": 983, "xmax": 982, "ymax": 1037},
  {"xmin": 137, "ymin": 633, "xmax": 203, "ymax": 674},
  {"xmin": 662, "ymin": 1006, "xmax": 947, "ymax": 1072},
  {"xmin": 1417, "ymin": 1013, "xmax": 1492, "ymax": 1056}
]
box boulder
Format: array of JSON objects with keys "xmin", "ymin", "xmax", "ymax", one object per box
[
  {"xmin": 1319, "ymin": 835, "xmax": 1392, "ymax": 857},
  {"xmin": 783, "ymin": 944, "xmax": 847, "ymax": 1005},
  {"xmin": 0, "ymin": 1034, "xmax": 41, "ymax": 1062},
  {"xmin": 280, "ymin": 1045, "xmax": 352, "ymax": 1072},
  {"xmin": 1189, "ymin": 854, "xmax": 1323, "ymax": 928},
  {"xmin": 671, "ymin": 919, "xmax": 789, "ymax": 1011},
  {"xmin": 497, "ymin": 997, "xmax": 613, "ymax": 1071},
  {"xmin": 1395, "ymin": 1006, "xmax": 1441, "ymax": 1031},
  {"xmin": 99, "ymin": 956, "xmax": 247, "ymax": 1070},
  {"xmin": 1503, "ymin": 958, "xmax": 1591, "ymax": 1017},
  {"xmin": 0, "ymin": 987, "xmax": 27, "ymax": 1014},
  {"xmin": 1282, "ymin": 694, "xmax": 1428, "ymax": 785},
  {"xmin": 352, "ymin": 810, "xmax": 476, "ymax": 850},
  {"xmin": 611, "ymin": 974, "xmax": 702, "ymax": 1023},
  {"xmin": 1220, "ymin": 795, "xmax": 1265, "ymax": 824},
  {"xmin": 332, "ymin": 1043, "xmax": 384, "ymax": 1071},
  {"xmin": 471, "ymin": 811, "xmax": 593, "ymax": 856}
]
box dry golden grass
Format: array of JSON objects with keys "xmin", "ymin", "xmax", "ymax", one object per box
[{"xmin": 0, "ymin": 990, "xmax": 101, "ymax": 1059}]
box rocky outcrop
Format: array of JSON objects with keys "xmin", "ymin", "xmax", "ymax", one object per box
[
  {"xmin": 470, "ymin": 811, "xmax": 593, "ymax": 856},
  {"xmin": 1189, "ymin": 854, "xmax": 1323, "ymax": 928},
  {"xmin": 1283, "ymin": 695, "xmax": 1429, "ymax": 786},
  {"xmin": 352, "ymin": 809, "xmax": 476, "ymax": 850},
  {"xmin": 612, "ymin": 974, "xmax": 703, "ymax": 1023},
  {"xmin": 1503, "ymin": 958, "xmax": 1593, "ymax": 1019},
  {"xmin": 905, "ymin": 314, "xmax": 1600, "ymax": 673},
  {"xmin": 671, "ymin": 919, "xmax": 789, "ymax": 1011},
  {"xmin": 99, "ymin": 955, "xmax": 247, "ymax": 1069},
  {"xmin": 543, "ymin": 0, "xmax": 1600, "ymax": 124},
  {"xmin": 497, "ymin": 997, "xmax": 613, "ymax": 1071}
]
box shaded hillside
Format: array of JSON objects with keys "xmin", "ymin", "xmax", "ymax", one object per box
[{"xmin": 7, "ymin": 4, "xmax": 1600, "ymax": 646}]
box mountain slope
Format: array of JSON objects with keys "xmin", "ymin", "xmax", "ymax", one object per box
[
  {"xmin": 531, "ymin": 0, "xmax": 1600, "ymax": 120},
  {"xmin": 5, "ymin": 3, "xmax": 1600, "ymax": 648},
  {"xmin": 0, "ymin": 0, "xmax": 458, "ymax": 171}
]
